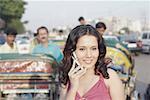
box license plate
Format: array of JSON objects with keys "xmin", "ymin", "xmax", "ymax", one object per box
[
  {"xmin": 143, "ymin": 46, "xmax": 149, "ymax": 50},
  {"xmin": 128, "ymin": 44, "xmax": 137, "ymax": 48}
]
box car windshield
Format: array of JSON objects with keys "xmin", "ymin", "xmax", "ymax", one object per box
[
  {"xmin": 142, "ymin": 33, "xmax": 150, "ymax": 39},
  {"xmin": 119, "ymin": 34, "xmax": 138, "ymax": 42},
  {"xmin": 16, "ymin": 35, "xmax": 30, "ymax": 41},
  {"xmin": 103, "ymin": 36, "xmax": 120, "ymax": 47}
]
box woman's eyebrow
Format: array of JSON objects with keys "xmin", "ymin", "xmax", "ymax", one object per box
[{"xmin": 77, "ymin": 45, "xmax": 98, "ymax": 48}]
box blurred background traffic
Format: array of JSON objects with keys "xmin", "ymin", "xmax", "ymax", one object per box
[{"xmin": 0, "ymin": 0, "xmax": 150, "ymax": 100}]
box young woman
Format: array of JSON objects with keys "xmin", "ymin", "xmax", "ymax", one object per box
[{"xmin": 59, "ymin": 25, "xmax": 124, "ymax": 100}]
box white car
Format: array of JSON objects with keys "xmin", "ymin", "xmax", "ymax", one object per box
[
  {"xmin": 16, "ymin": 35, "xmax": 31, "ymax": 54},
  {"xmin": 141, "ymin": 31, "xmax": 150, "ymax": 54}
]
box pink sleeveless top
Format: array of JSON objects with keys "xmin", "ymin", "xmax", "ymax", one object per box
[{"xmin": 75, "ymin": 75, "xmax": 112, "ymax": 100}]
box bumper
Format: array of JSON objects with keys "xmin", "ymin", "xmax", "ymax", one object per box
[
  {"xmin": 142, "ymin": 45, "xmax": 150, "ymax": 53},
  {"xmin": 128, "ymin": 48, "xmax": 142, "ymax": 52}
]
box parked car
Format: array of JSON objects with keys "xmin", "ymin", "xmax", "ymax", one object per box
[
  {"xmin": 141, "ymin": 31, "xmax": 150, "ymax": 54},
  {"xmin": 118, "ymin": 34, "xmax": 142, "ymax": 55}
]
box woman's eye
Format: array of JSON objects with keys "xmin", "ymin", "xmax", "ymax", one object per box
[
  {"xmin": 92, "ymin": 47, "xmax": 97, "ymax": 50},
  {"xmin": 79, "ymin": 48, "xmax": 85, "ymax": 51}
]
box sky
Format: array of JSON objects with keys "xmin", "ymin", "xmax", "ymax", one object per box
[{"xmin": 22, "ymin": 0, "xmax": 150, "ymax": 32}]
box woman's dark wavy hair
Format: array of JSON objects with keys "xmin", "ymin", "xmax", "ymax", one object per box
[{"xmin": 59, "ymin": 24, "xmax": 109, "ymax": 85}]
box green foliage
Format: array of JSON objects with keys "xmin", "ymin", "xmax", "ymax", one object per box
[
  {"xmin": 0, "ymin": 0, "xmax": 26, "ymax": 22},
  {"xmin": 0, "ymin": 0, "xmax": 26, "ymax": 33},
  {"xmin": 7, "ymin": 19, "xmax": 25, "ymax": 33}
]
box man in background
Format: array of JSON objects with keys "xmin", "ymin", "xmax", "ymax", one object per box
[
  {"xmin": 32, "ymin": 26, "xmax": 63, "ymax": 62},
  {"xmin": 0, "ymin": 28, "xmax": 18, "ymax": 53},
  {"xmin": 78, "ymin": 16, "xmax": 86, "ymax": 25},
  {"xmin": 0, "ymin": 30, "xmax": 6, "ymax": 45},
  {"xmin": 95, "ymin": 22, "xmax": 107, "ymax": 36},
  {"xmin": 30, "ymin": 32, "xmax": 40, "ymax": 51}
]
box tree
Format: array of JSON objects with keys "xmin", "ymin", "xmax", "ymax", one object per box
[{"xmin": 0, "ymin": 0, "xmax": 27, "ymax": 33}]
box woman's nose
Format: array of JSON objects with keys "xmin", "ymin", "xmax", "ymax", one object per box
[{"xmin": 86, "ymin": 50, "xmax": 92, "ymax": 57}]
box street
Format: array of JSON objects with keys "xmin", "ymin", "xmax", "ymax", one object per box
[{"xmin": 134, "ymin": 54, "xmax": 150, "ymax": 99}]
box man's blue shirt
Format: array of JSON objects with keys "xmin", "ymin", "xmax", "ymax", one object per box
[{"xmin": 32, "ymin": 42, "xmax": 63, "ymax": 62}]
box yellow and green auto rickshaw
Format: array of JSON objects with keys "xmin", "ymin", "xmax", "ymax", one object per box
[{"xmin": 106, "ymin": 46, "xmax": 136, "ymax": 99}]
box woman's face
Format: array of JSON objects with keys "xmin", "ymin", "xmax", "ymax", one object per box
[{"xmin": 75, "ymin": 35, "xmax": 99, "ymax": 69}]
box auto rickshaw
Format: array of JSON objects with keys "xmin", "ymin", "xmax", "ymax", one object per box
[
  {"xmin": 106, "ymin": 46, "xmax": 137, "ymax": 100},
  {"xmin": 0, "ymin": 53, "xmax": 59, "ymax": 100}
]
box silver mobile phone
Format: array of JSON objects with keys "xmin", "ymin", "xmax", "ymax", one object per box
[
  {"xmin": 72, "ymin": 52, "xmax": 79, "ymax": 68},
  {"xmin": 72, "ymin": 52, "xmax": 84, "ymax": 71}
]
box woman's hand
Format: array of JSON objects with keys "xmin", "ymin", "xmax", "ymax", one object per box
[{"xmin": 68, "ymin": 58, "xmax": 86, "ymax": 91}]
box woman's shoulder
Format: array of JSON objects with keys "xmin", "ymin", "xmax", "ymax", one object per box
[
  {"xmin": 104, "ymin": 68, "xmax": 122, "ymax": 87},
  {"xmin": 107, "ymin": 68, "xmax": 119, "ymax": 77},
  {"xmin": 105, "ymin": 69, "xmax": 125, "ymax": 100},
  {"xmin": 107, "ymin": 68, "xmax": 121, "ymax": 81}
]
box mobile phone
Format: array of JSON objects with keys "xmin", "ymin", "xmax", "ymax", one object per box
[
  {"xmin": 72, "ymin": 52, "xmax": 84, "ymax": 71},
  {"xmin": 72, "ymin": 52, "xmax": 80, "ymax": 68}
]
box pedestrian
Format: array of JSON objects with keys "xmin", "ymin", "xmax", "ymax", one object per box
[
  {"xmin": 95, "ymin": 22, "xmax": 107, "ymax": 36},
  {"xmin": 0, "ymin": 30, "xmax": 6, "ymax": 45},
  {"xmin": 95, "ymin": 21, "xmax": 131, "ymax": 64},
  {"xmin": 59, "ymin": 25, "xmax": 124, "ymax": 100},
  {"xmin": 78, "ymin": 16, "xmax": 86, "ymax": 25},
  {"xmin": 95, "ymin": 22, "xmax": 113, "ymax": 65},
  {"xmin": 0, "ymin": 27, "xmax": 18, "ymax": 53},
  {"xmin": 32, "ymin": 26, "xmax": 63, "ymax": 63},
  {"xmin": 30, "ymin": 32, "xmax": 40, "ymax": 51}
]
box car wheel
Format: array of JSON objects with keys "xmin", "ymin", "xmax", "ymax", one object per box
[
  {"xmin": 149, "ymin": 47, "xmax": 150, "ymax": 54},
  {"xmin": 134, "ymin": 52, "xmax": 139, "ymax": 56}
]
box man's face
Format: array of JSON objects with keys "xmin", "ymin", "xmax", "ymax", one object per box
[
  {"xmin": 6, "ymin": 35, "xmax": 16, "ymax": 45},
  {"xmin": 80, "ymin": 20, "xmax": 86, "ymax": 25},
  {"xmin": 38, "ymin": 29, "xmax": 49, "ymax": 43},
  {"xmin": 97, "ymin": 27, "xmax": 105, "ymax": 36}
]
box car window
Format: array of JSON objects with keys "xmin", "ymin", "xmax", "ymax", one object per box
[
  {"xmin": 142, "ymin": 33, "xmax": 148, "ymax": 39},
  {"xmin": 103, "ymin": 36, "xmax": 119, "ymax": 47},
  {"xmin": 120, "ymin": 34, "xmax": 138, "ymax": 42}
]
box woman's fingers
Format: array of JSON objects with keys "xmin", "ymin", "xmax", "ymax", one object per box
[
  {"xmin": 68, "ymin": 65, "xmax": 82, "ymax": 76},
  {"xmin": 72, "ymin": 68, "xmax": 86, "ymax": 78},
  {"xmin": 68, "ymin": 57, "xmax": 86, "ymax": 79},
  {"xmin": 72, "ymin": 56, "xmax": 80, "ymax": 66},
  {"xmin": 71, "ymin": 66, "xmax": 82, "ymax": 74},
  {"xmin": 69, "ymin": 57, "xmax": 81, "ymax": 74},
  {"xmin": 69, "ymin": 60, "xmax": 76, "ymax": 74},
  {"xmin": 69, "ymin": 67, "xmax": 86, "ymax": 79}
]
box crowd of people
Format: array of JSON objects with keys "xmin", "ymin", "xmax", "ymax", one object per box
[{"xmin": 0, "ymin": 26, "xmax": 63, "ymax": 63}]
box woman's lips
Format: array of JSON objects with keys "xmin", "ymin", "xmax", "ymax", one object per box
[{"xmin": 83, "ymin": 60, "xmax": 92, "ymax": 64}]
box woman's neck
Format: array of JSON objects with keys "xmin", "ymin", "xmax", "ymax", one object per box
[
  {"xmin": 41, "ymin": 41, "xmax": 49, "ymax": 48},
  {"xmin": 80, "ymin": 66, "xmax": 95, "ymax": 80}
]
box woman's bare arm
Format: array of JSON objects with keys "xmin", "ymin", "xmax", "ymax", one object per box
[{"xmin": 106, "ymin": 69, "xmax": 125, "ymax": 100}]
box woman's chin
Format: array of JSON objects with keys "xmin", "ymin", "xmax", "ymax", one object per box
[{"xmin": 83, "ymin": 64, "xmax": 94, "ymax": 69}]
